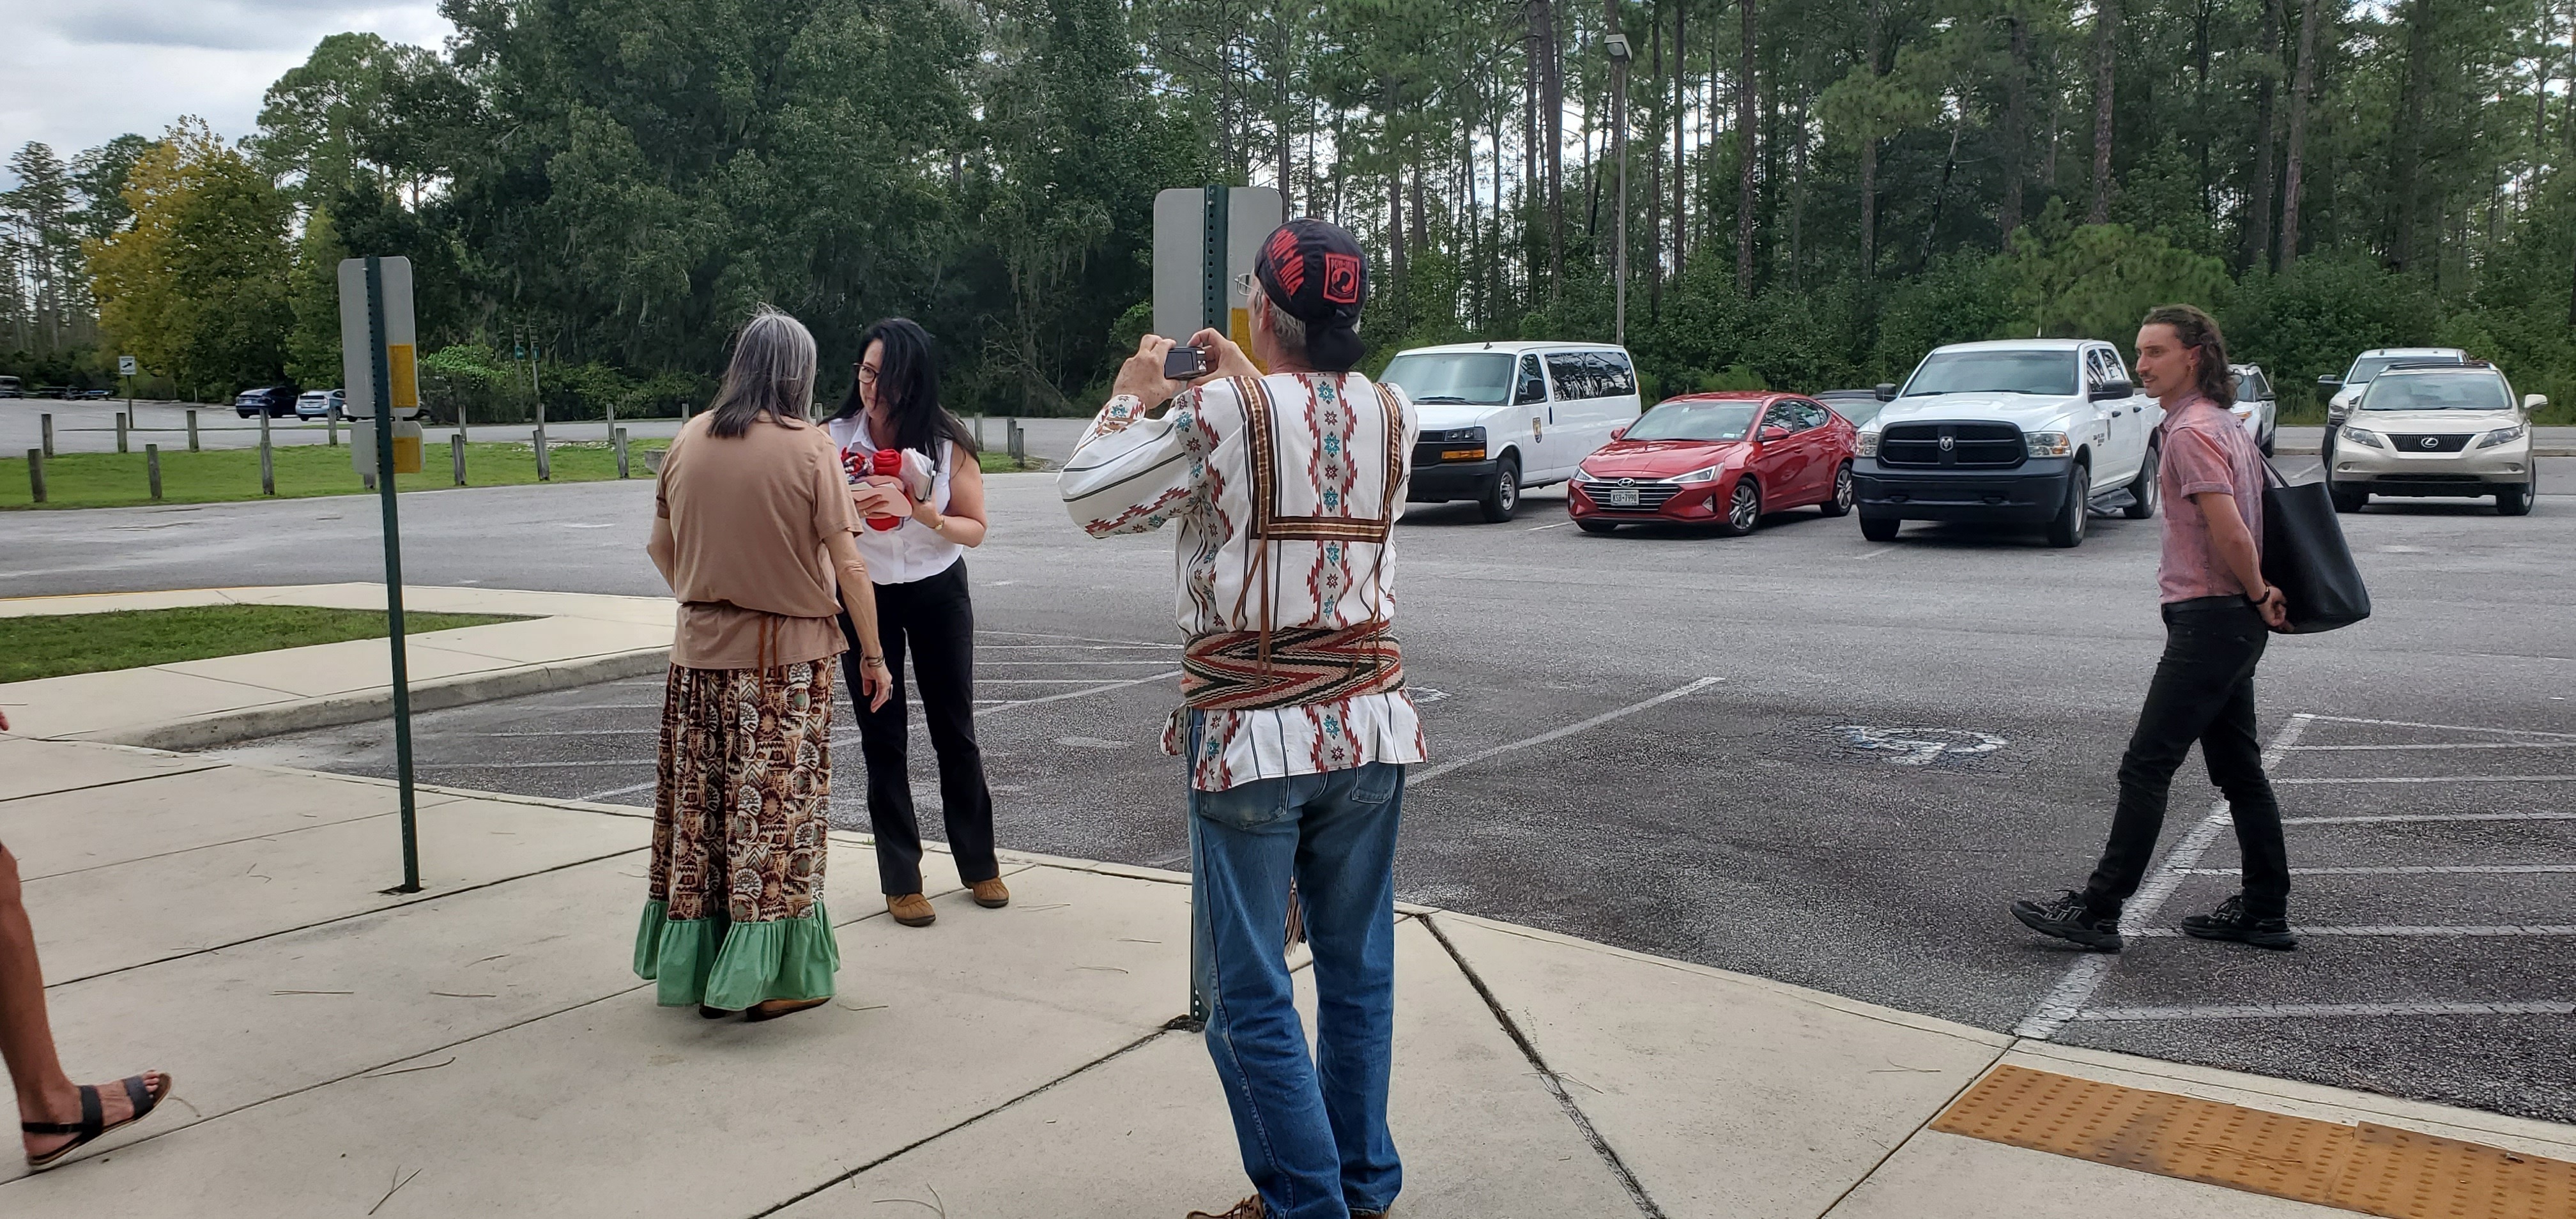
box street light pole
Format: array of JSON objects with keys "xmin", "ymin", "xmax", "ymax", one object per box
[{"xmin": 1606, "ymin": 25, "xmax": 1634, "ymax": 347}]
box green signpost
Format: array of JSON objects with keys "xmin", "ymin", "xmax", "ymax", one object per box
[{"xmin": 339, "ymin": 255, "xmax": 425, "ymax": 893}]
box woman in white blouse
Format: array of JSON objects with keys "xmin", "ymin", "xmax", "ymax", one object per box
[{"xmin": 827, "ymin": 318, "xmax": 1002, "ymax": 928}]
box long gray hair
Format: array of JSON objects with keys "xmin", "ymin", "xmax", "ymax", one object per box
[{"xmin": 705, "ymin": 306, "xmax": 818, "ymax": 437}]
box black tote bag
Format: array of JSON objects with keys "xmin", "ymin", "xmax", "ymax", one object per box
[{"xmin": 2260, "ymin": 461, "xmax": 2371, "ymax": 632}]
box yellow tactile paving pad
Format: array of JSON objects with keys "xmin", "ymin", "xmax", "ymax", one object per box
[{"xmin": 1931, "ymin": 1064, "xmax": 2576, "ymax": 1218}]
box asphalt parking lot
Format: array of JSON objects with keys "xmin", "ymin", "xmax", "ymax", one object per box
[{"xmin": 165, "ymin": 456, "xmax": 2576, "ymax": 1125}]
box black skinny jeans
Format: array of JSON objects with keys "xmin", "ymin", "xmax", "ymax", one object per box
[
  {"xmin": 837, "ymin": 560, "xmax": 999, "ymax": 895},
  {"xmin": 2082, "ymin": 597, "xmax": 2292, "ymax": 920}
]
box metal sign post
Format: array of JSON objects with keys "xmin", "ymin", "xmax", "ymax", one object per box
[
  {"xmin": 1152, "ymin": 186, "xmax": 1284, "ymax": 355},
  {"xmin": 1148, "ymin": 185, "xmax": 1286, "ymax": 1033},
  {"xmin": 340, "ymin": 255, "xmax": 424, "ymax": 893}
]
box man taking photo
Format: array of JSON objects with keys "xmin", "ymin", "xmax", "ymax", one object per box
[
  {"xmin": 2014, "ymin": 304, "xmax": 2298, "ymax": 954},
  {"xmin": 1059, "ymin": 218, "xmax": 1421, "ymax": 1219}
]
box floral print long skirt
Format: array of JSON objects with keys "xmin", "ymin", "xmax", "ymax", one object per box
[{"xmin": 632, "ymin": 659, "xmax": 840, "ymax": 1010}]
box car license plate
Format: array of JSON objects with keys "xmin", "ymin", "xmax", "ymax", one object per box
[{"xmin": 1608, "ymin": 489, "xmax": 1641, "ymax": 507}]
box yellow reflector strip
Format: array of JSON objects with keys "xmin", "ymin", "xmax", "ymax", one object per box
[
  {"xmin": 387, "ymin": 343, "xmax": 418, "ymax": 409},
  {"xmin": 1441, "ymin": 448, "xmax": 1486, "ymax": 461},
  {"xmin": 1932, "ymin": 1065, "xmax": 2575, "ymax": 1218}
]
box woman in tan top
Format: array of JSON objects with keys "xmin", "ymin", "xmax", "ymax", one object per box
[{"xmin": 636, "ymin": 306, "xmax": 892, "ymax": 1023}]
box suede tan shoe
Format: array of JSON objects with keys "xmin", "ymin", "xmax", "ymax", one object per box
[
  {"xmin": 887, "ymin": 893, "xmax": 936, "ymax": 926},
  {"xmin": 969, "ymin": 877, "xmax": 1011, "ymax": 908},
  {"xmin": 1184, "ymin": 1198, "xmax": 1262, "ymax": 1219}
]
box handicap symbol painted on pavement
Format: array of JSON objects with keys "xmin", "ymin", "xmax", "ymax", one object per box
[{"xmin": 1830, "ymin": 725, "xmax": 2007, "ymax": 766}]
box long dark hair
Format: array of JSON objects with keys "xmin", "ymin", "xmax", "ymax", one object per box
[
  {"xmin": 831, "ymin": 318, "xmax": 976, "ymax": 468},
  {"xmin": 2141, "ymin": 303, "xmax": 2235, "ymax": 407},
  {"xmin": 705, "ymin": 306, "xmax": 816, "ymax": 438}
]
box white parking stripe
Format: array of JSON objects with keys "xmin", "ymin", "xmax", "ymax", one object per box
[
  {"xmin": 2071, "ymin": 1000, "xmax": 2576, "ymax": 1022},
  {"xmin": 2180, "ymin": 864, "xmax": 2576, "ymax": 875},
  {"xmin": 578, "ymin": 779, "xmax": 661, "ymax": 802},
  {"xmin": 2016, "ymin": 714, "xmax": 2313, "ymax": 1040},
  {"xmin": 2131, "ymin": 924, "xmax": 2576, "ymax": 937},
  {"xmin": 979, "ymin": 643, "xmax": 1177, "ymax": 648},
  {"xmin": 459, "ymin": 729, "xmax": 654, "ymax": 737},
  {"xmin": 977, "ymin": 630, "xmax": 1184, "ymax": 648},
  {"xmin": 499, "ymin": 703, "xmax": 663, "ymax": 712},
  {"xmin": 1410, "ymin": 678, "xmax": 1725, "ymax": 786},
  {"xmin": 974, "ymin": 670, "xmax": 1179, "ymax": 716},
  {"xmin": 2298, "ymin": 715, "xmax": 2576, "ymax": 740},
  {"xmin": 2284, "ymin": 811, "xmax": 2575, "ymax": 825},
  {"xmin": 979, "ymin": 678, "xmax": 1160, "ymax": 685},
  {"xmin": 2285, "ymin": 742, "xmax": 2576, "ymax": 751},
  {"xmin": 974, "ymin": 661, "xmax": 1192, "ymax": 666},
  {"xmin": 2275, "ymin": 774, "xmax": 2576, "ymax": 784}
]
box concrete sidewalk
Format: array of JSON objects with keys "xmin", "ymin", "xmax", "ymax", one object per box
[
  {"xmin": 8, "ymin": 739, "xmax": 2574, "ymax": 1217},
  {"xmin": 0, "ymin": 585, "xmax": 674, "ymax": 749}
]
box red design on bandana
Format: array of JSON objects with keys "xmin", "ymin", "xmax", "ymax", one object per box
[
  {"xmin": 1266, "ymin": 229, "xmax": 1304, "ymax": 294},
  {"xmin": 1322, "ymin": 253, "xmax": 1360, "ymax": 304}
]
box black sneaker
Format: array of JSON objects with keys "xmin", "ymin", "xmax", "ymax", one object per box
[
  {"xmin": 2181, "ymin": 895, "xmax": 2297, "ymax": 949},
  {"xmin": 2011, "ymin": 890, "xmax": 2123, "ymax": 952}
]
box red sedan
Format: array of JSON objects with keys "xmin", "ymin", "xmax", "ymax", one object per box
[{"xmin": 1567, "ymin": 392, "xmax": 1860, "ymax": 535}]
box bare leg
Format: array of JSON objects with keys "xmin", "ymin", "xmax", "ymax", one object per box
[{"xmin": 1, "ymin": 843, "xmax": 165, "ymax": 1162}]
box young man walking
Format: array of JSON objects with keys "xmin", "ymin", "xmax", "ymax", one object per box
[
  {"xmin": 2014, "ymin": 304, "xmax": 2298, "ymax": 953},
  {"xmin": 1059, "ymin": 219, "xmax": 1420, "ymax": 1219}
]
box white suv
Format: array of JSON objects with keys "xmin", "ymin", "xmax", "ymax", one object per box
[
  {"xmin": 2327, "ymin": 363, "xmax": 2542, "ymax": 516},
  {"xmin": 1853, "ymin": 339, "xmax": 2163, "ymax": 548},
  {"xmin": 2320, "ymin": 347, "xmax": 2465, "ymax": 461}
]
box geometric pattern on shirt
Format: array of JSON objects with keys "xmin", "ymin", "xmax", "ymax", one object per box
[{"xmin": 1182, "ymin": 622, "xmax": 1407, "ymax": 711}]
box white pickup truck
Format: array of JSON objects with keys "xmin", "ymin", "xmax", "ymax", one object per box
[{"xmin": 1851, "ymin": 339, "xmax": 2164, "ymax": 548}]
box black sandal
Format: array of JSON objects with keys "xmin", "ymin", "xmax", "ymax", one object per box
[{"xmin": 23, "ymin": 1073, "xmax": 169, "ymax": 1170}]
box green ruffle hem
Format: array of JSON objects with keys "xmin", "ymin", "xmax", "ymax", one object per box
[{"xmin": 632, "ymin": 899, "xmax": 841, "ymax": 1011}]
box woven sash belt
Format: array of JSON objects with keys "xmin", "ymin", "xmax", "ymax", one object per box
[{"xmin": 1181, "ymin": 624, "xmax": 1406, "ymax": 712}]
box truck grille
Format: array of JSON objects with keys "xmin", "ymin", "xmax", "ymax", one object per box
[
  {"xmin": 2387, "ymin": 433, "xmax": 2471, "ymax": 453},
  {"xmin": 1577, "ymin": 480, "xmax": 1683, "ymax": 511},
  {"xmin": 1878, "ymin": 422, "xmax": 2027, "ymax": 469}
]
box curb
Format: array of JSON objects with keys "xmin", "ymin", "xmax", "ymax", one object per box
[{"xmin": 77, "ymin": 647, "xmax": 672, "ymax": 751}]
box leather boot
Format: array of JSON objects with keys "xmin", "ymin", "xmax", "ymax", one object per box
[{"xmin": 887, "ymin": 893, "xmax": 935, "ymax": 926}]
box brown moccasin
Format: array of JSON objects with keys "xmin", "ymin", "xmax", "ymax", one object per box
[
  {"xmin": 887, "ymin": 893, "xmax": 936, "ymax": 926},
  {"xmin": 969, "ymin": 878, "xmax": 1011, "ymax": 908}
]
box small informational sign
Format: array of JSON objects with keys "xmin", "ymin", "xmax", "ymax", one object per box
[
  {"xmin": 339, "ymin": 256, "xmax": 422, "ymax": 475},
  {"xmin": 348, "ymin": 418, "xmax": 425, "ymax": 476},
  {"xmin": 1152, "ymin": 187, "xmax": 1284, "ymax": 358},
  {"xmin": 118, "ymin": 355, "xmax": 137, "ymax": 377},
  {"xmin": 338, "ymin": 256, "xmax": 420, "ymax": 423}
]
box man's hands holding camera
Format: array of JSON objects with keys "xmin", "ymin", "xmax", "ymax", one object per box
[{"xmin": 1111, "ymin": 330, "xmax": 1260, "ymax": 414}]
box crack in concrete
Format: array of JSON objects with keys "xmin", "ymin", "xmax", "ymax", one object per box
[{"xmin": 1418, "ymin": 911, "xmax": 1669, "ymax": 1219}]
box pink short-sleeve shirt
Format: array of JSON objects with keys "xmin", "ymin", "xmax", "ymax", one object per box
[{"xmin": 2156, "ymin": 397, "xmax": 2266, "ymax": 604}]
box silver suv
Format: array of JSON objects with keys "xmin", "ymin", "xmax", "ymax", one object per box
[{"xmin": 2326, "ymin": 363, "xmax": 2543, "ymax": 516}]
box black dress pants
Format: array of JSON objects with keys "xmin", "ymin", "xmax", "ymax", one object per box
[
  {"xmin": 2082, "ymin": 597, "xmax": 2293, "ymax": 919},
  {"xmin": 838, "ymin": 560, "xmax": 999, "ymax": 895}
]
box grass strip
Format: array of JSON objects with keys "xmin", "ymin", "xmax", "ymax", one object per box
[
  {"xmin": 0, "ymin": 605, "xmax": 526, "ymax": 682},
  {"xmin": 0, "ymin": 439, "xmax": 671, "ymax": 510},
  {"xmin": 0, "ymin": 439, "xmax": 1053, "ymax": 508}
]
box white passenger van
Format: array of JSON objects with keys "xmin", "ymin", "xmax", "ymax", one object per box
[{"xmin": 1377, "ymin": 341, "xmax": 1644, "ymax": 522}]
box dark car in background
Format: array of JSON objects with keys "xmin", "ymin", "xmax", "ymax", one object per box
[
  {"xmin": 1813, "ymin": 388, "xmax": 1893, "ymax": 430},
  {"xmin": 234, "ymin": 386, "xmax": 300, "ymax": 418}
]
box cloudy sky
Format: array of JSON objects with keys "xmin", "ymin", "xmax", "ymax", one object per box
[{"xmin": 0, "ymin": 0, "xmax": 452, "ymax": 179}]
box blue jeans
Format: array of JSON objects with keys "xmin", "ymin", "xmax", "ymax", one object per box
[{"xmin": 1188, "ymin": 721, "xmax": 1405, "ymax": 1219}]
